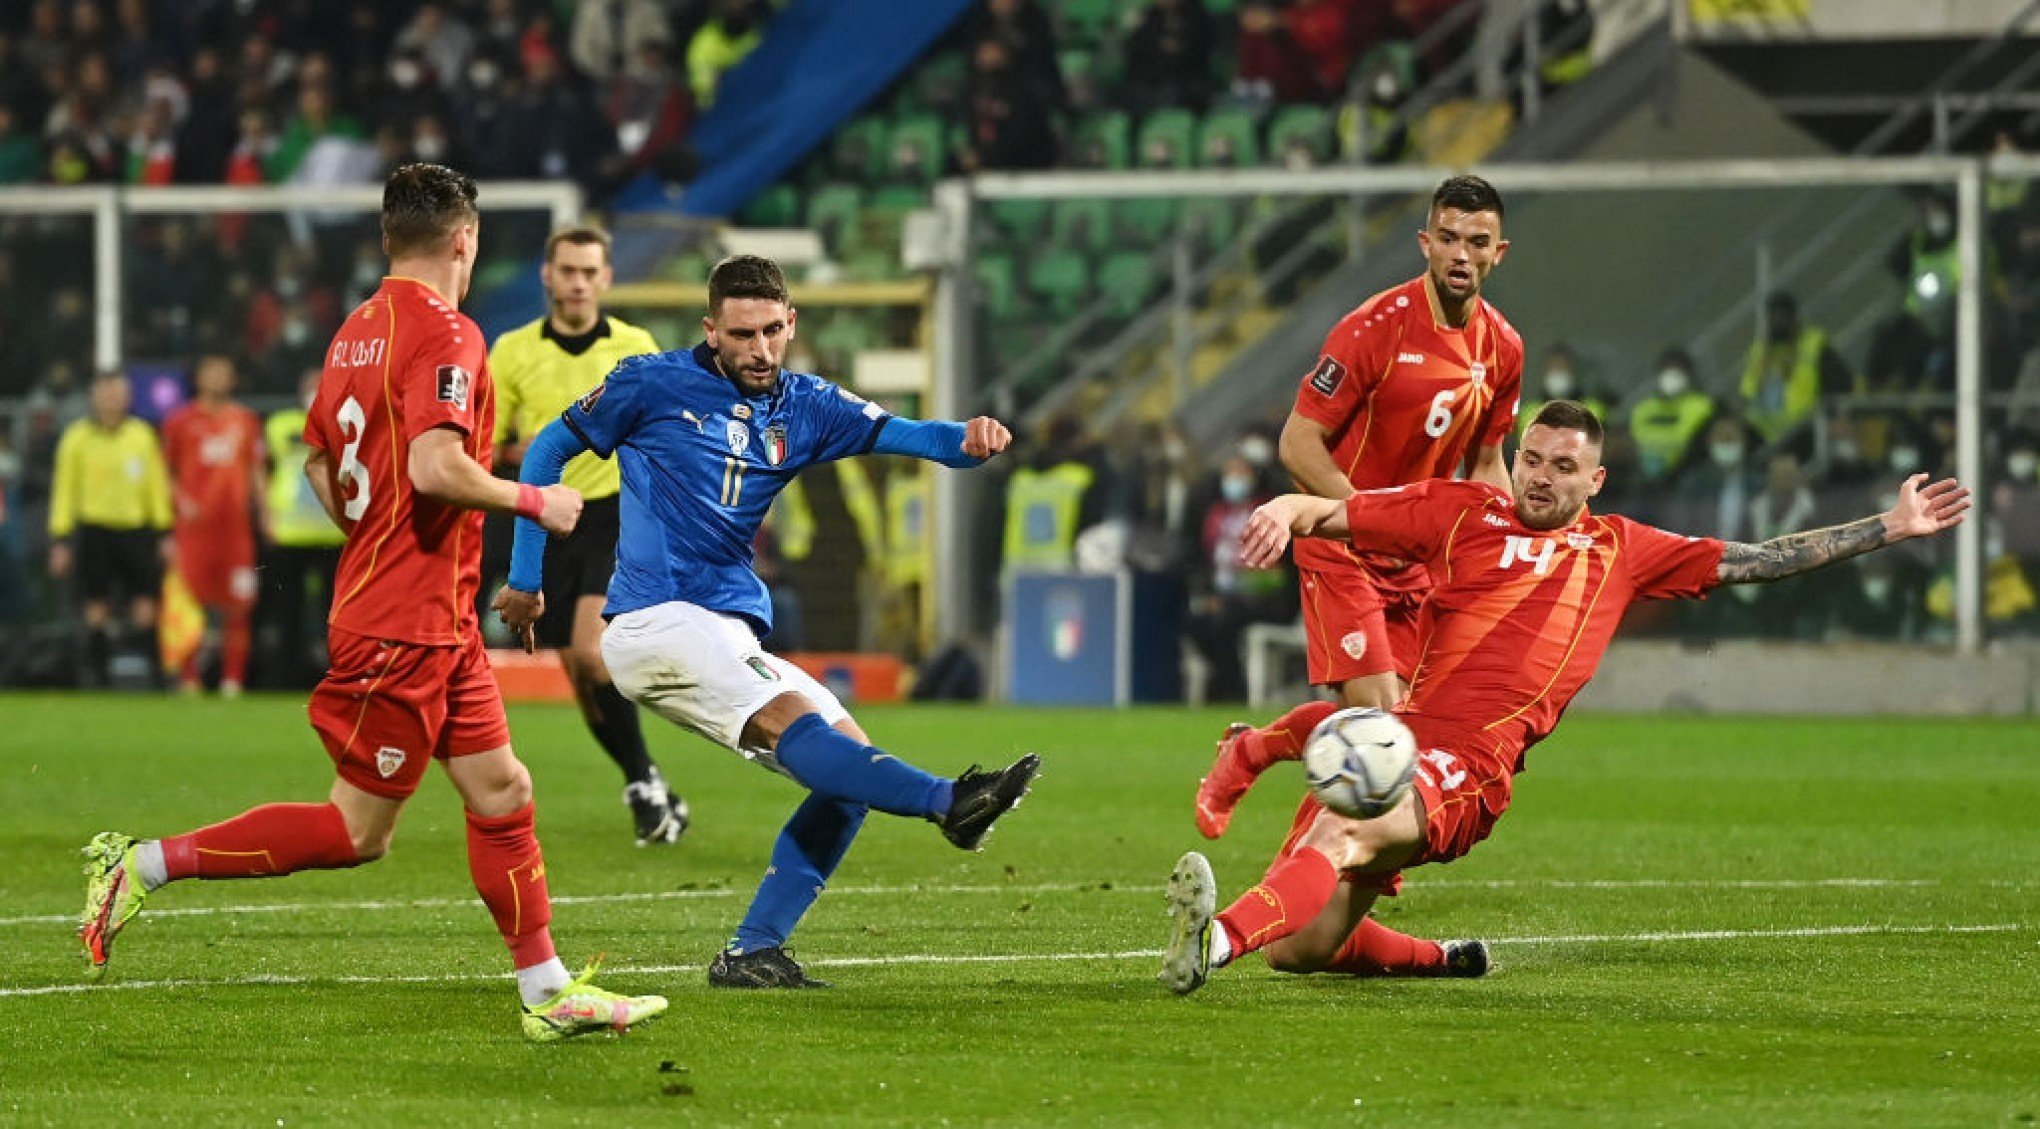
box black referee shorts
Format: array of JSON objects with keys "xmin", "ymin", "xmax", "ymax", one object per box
[
  {"xmin": 75, "ymin": 524, "xmax": 162, "ymax": 605},
  {"xmin": 537, "ymin": 494, "xmax": 620, "ymax": 651}
]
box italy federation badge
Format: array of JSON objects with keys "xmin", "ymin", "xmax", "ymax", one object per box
[{"xmin": 763, "ymin": 424, "xmax": 787, "ymax": 466}]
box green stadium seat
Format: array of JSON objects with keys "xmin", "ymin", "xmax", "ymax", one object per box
[
  {"xmin": 805, "ymin": 183, "xmax": 866, "ymax": 253},
  {"xmin": 1181, "ymin": 196, "xmax": 1243, "ymax": 251},
  {"xmin": 984, "ymin": 198, "xmax": 1050, "ymax": 241},
  {"xmin": 843, "ymin": 251, "xmax": 903, "ymax": 282},
  {"xmin": 914, "ymin": 52, "xmax": 968, "ymax": 111},
  {"xmin": 1096, "ymin": 251, "xmax": 1157, "ymax": 319},
  {"xmin": 1025, "ymin": 250, "xmax": 1092, "ymax": 317},
  {"xmin": 1058, "ymin": 0, "xmax": 1123, "ymax": 45},
  {"xmin": 1114, "ymin": 196, "xmax": 1181, "ymax": 243},
  {"xmin": 812, "ymin": 309, "xmax": 884, "ymax": 362},
  {"xmin": 738, "ymin": 184, "xmax": 801, "ymax": 228},
  {"xmin": 974, "ymin": 253, "xmax": 1018, "ymax": 319},
  {"xmin": 1049, "ymin": 198, "xmax": 1115, "ymax": 250},
  {"xmin": 1266, "ymin": 105, "xmax": 1333, "ymax": 166},
  {"xmin": 1136, "ymin": 109, "xmax": 1197, "ymax": 169},
  {"xmin": 1197, "ymin": 106, "xmax": 1261, "ymax": 168},
  {"xmin": 886, "ymin": 114, "xmax": 947, "ymax": 183},
  {"xmin": 830, "ymin": 117, "xmax": 889, "ymax": 182},
  {"xmin": 1071, "ymin": 110, "xmax": 1131, "ymax": 170}
]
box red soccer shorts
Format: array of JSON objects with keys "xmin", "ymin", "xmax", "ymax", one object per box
[
  {"xmin": 1275, "ymin": 722, "xmax": 1514, "ymax": 897},
  {"xmin": 1298, "ymin": 555, "xmax": 1424, "ymax": 686},
  {"xmin": 308, "ymin": 627, "xmax": 512, "ymax": 800},
  {"xmin": 176, "ymin": 525, "xmax": 256, "ymax": 608}
]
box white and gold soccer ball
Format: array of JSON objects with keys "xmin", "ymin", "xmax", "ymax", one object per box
[{"xmin": 1302, "ymin": 707, "xmax": 1418, "ymax": 819}]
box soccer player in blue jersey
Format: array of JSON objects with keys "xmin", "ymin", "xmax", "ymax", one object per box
[{"xmin": 495, "ymin": 254, "xmax": 1041, "ymax": 988}]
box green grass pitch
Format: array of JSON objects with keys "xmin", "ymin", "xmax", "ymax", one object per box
[{"xmin": 1, "ymin": 694, "xmax": 2035, "ymax": 1126}]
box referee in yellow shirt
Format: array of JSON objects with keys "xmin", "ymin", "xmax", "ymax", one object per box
[
  {"xmin": 492, "ymin": 225, "xmax": 689, "ymax": 846},
  {"xmin": 48, "ymin": 371, "xmax": 173, "ymax": 688}
]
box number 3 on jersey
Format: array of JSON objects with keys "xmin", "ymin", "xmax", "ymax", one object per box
[{"xmin": 335, "ymin": 395, "xmax": 371, "ymax": 520}]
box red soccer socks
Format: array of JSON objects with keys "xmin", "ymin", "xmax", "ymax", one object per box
[
  {"xmin": 465, "ymin": 803, "xmax": 557, "ymax": 969},
  {"xmin": 1194, "ymin": 700, "xmax": 1340, "ymax": 838},
  {"xmin": 1324, "ymin": 917, "xmax": 1447, "ymax": 977},
  {"xmin": 159, "ymin": 802, "xmax": 359, "ymax": 879},
  {"xmin": 1212, "ymin": 846, "xmax": 1340, "ymax": 959}
]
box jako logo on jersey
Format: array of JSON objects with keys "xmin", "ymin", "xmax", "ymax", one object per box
[
  {"xmin": 1308, "ymin": 355, "xmax": 1346, "ymax": 395},
  {"xmin": 1483, "ymin": 513, "xmax": 1511, "ymax": 528},
  {"xmin": 726, "ymin": 420, "xmax": 749, "ymax": 457},
  {"xmin": 435, "ymin": 365, "xmax": 470, "ymax": 410},
  {"xmin": 1397, "ymin": 352, "xmax": 1426, "ymax": 365},
  {"xmin": 375, "ymin": 746, "xmax": 407, "ymax": 778},
  {"xmin": 763, "ymin": 424, "xmax": 788, "ymax": 466},
  {"xmin": 1469, "ymin": 361, "xmax": 1487, "ymax": 386}
]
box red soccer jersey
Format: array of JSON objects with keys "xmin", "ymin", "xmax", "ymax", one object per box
[
  {"xmin": 1342, "ymin": 480, "xmax": 1725, "ymax": 768},
  {"xmin": 1291, "ymin": 276, "xmax": 1524, "ymax": 581},
  {"xmin": 304, "ymin": 277, "xmax": 493, "ymax": 646},
  {"xmin": 162, "ymin": 401, "xmax": 261, "ymax": 534}
]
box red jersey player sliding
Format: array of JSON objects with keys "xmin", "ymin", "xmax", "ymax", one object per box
[
  {"xmin": 77, "ymin": 164, "xmax": 668, "ymax": 1042},
  {"xmin": 1195, "ymin": 174, "xmax": 1523, "ymax": 840},
  {"xmin": 1160, "ymin": 400, "xmax": 1970, "ymax": 995},
  {"xmin": 160, "ymin": 354, "xmax": 263, "ymax": 695}
]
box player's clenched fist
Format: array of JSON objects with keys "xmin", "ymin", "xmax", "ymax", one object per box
[
  {"xmin": 536, "ymin": 483, "xmax": 583, "ymax": 536},
  {"xmin": 962, "ymin": 416, "xmax": 1011, "ymax": 460},
  {"xmin": 1240, "ymin": 499, "xmax": 1299, "ymax": 569},
  {"xmin": 491, "ymin": 585, "xmax": 546, "ymax": 654}
]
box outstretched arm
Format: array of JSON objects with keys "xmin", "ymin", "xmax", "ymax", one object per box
[
  {"xmin": 1239, "ymin": 494, "xmax": 1351, "ymax": 568},
  {"xmin": 1716, "ymin": 474, "xmax": 1969, "ymax": 584},
  {"xmin": 872, "ymin": 415, "xmax": 1011, "ymax": 468}
]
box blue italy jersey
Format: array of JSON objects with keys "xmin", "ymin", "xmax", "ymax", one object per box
[{"xmin": 561, "ymin": 342, "xmax": 890, "ymax": 632}]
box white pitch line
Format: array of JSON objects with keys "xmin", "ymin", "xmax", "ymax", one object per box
[
  {"xmin": 0, "ymin": 922, "xmax": 2022, "ymax": 1000},
  {"xmin": 5, "ymin": 875, "xmax": 2020, "ymax": 930}
]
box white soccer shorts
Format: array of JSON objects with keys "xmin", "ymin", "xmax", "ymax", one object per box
[{"xmin": 600, "ymin": 600, "xmax": 849, "ymax": 765}]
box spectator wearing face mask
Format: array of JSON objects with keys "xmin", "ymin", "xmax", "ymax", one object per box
[
  {"xmin": 1516, "ymin": 343, "xmax": 1607, "ymax": 440},
  {"xmin": 1669, "ymin": 413, "xmax": 1756, "ymax": 542},
  {"xmin": 1994, "ymin": 432, "xmax": 2040, "ymax": 569},
  {"xmin": 1183, "ymin": 455, "xmax": 1294, "ymax": 703},
  {"xmin": 1738, "ymin": 290, "xmax": 1854, "ymax": 446},
  {"xmin": 1625, "ymin": 346, "xmax": 1715, "ymax": 482}
]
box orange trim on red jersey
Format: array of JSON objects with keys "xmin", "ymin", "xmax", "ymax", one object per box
[
  {"xmin": 338, "ymin": 642, "xmax": 401, "ymax": 760},
  {"xmin": 1340, "ymin": 316, "xmax": 1408, "ymax": 485},
  {"xmin": 1480, "ymin": 516, "xmax": 1620, "ymax": 734},
  {"xmin": 334, "ymin": 293, "xmax": 405, "ymax": 618}
]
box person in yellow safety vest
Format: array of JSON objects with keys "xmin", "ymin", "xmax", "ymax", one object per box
[
  {"xmin": 1517, "ymin": 342, "xmax": 1608, "ymax": 442},
  {"xmin": 1001, "ymin": 416, "xmax": 1100, "ymax": 574},
  {"xmin": 47, "ymin": 370, "xmax": 172, "ymax": 688},
  {"xmin": 260, "ymin": 370, "xmax": 347, "ymax": 689},
  {"xmin": 768, "ymin": 458, "xmax": 930, "ymax": 619},
  {"xmin": 1535, "ymin": 0, "xmax": 1596, "ymax": 89},
  {"xmin": 1739, "ymin": 290, "xmax": 1853, "ymax": 445},
  {"xmin": 1625, "ymin": 347, "xmax": 1716, "ymax": 482}
]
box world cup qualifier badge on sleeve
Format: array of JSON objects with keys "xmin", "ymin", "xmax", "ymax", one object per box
[{"xmin": 436, "ymin": 365, "xmax": 471, "ymax": 409}]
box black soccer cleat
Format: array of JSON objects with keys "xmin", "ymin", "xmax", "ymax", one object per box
[
  {"xmin": 1442, "ymin": 939, "xmax": 1490, "ymax": 978},
  {"xmin": 707, "ymin": 946, "xmax": 831, "ymax": 989},
  {"xmin": 625, "ymin": 768, "xmax": 688, "ymax": 847},
  {"xmin": 939, "ymin": 753, "xmax": 1042, "ymax": 851}
]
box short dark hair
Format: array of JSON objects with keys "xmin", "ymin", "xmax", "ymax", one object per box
[
  {"xmin": 545, "ymin": 223, "xmax": 611, "ymax": 264},
  {"xmin": 1432, "ymin": 174, "xmax": 1503, "ymax": 220},
  {"xmin": 707, "ymin": 254, "xmax": 789, "ymax": 312},
  {"xmin": 381, "ymin": 163, "xmax": 478, "ymax": 258},
  {"xmin": 1530, "ymin": 398, "xmax": 1603, "ymax": 445}
]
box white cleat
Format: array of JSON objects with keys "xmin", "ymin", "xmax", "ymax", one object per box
[{"xmin": 1160, "ymin": 850, "xmax": 1217, "ymax": 996}]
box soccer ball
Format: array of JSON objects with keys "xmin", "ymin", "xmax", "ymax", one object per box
[{"xmin": 1302, "ymin": 707, "xmax": 1418, "ymax": 819}]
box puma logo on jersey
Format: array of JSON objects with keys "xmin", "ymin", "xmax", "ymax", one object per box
[{"xmin": 1397, "ymin": 352, "xmax": 1426, "ymax": 365}]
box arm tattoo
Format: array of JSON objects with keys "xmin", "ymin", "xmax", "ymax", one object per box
[{"xmin": 1717, "ymin": 516, "xmax": 1887, "ymax": 584}]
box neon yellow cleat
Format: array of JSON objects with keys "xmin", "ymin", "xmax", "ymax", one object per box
[
  {"xmin": 79, "ymin": 831, "xmax": 147, "ymax": 980},
  {"xmin": 520, "ymin": 960, "xmax": 669, "ymax": 1043}
]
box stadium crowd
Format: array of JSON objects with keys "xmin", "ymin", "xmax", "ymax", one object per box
[{"xmin": 0, "ymin": 1, "xmax": 2036, "ymax": 693}]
